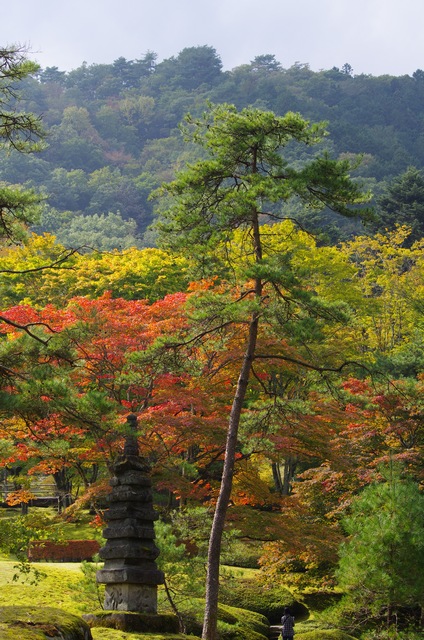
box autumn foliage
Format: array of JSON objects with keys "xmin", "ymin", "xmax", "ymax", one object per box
[{"xmin": 0, "ymin": 223, "xmax": 424, "ymax": 588}]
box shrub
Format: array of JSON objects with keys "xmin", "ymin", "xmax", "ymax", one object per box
[
  {"xmin": 0, "ymin": 511, "xmax": 63, "ymax": 559},
  {"xmin": 221, "ymin": 538, "xmax": 262, "ymax": 568},
  {"xmin": 28, "ymin": 539, "xmax": 100, "ymax": 562},
  {"xmin": 299, "ymin": 590, "xmax": 343, "ymax": 613}
]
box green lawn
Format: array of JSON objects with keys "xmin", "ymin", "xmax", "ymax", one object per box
[{"xmin": 0, "ymin": 560, "xmax": 100, "ymax": 616}]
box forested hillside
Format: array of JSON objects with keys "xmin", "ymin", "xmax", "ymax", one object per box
[{"xmin": 2, "ymin": 45, "xmax": 424, "ymax": 246}]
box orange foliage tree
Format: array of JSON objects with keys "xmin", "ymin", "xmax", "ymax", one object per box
[{"xmin": 0, "ymin": 291, "xmax": 231, "ymax": 503}]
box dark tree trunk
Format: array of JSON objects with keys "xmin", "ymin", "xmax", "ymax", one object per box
[
  {"xmin": 53, "ymin": 468, "xmax": 73, "ymax": 512},
  {"xmin": 272, "ymin": 456, "xmax": 297, "ymax": 496},
  {"xmin": 202, "ymin": 311, "xmax": 259, "ymax": 640},
  {"xmin": 283, "ymin": 456, "xmax": 297, "ymax": 495},
  {"xmin": 272, "ymin": 462, "xmax": 284, "ymax": 494}
]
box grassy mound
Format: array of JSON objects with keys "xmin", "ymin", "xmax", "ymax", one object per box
[
  {"xmin": 91, "ymin": 633, "xmax": 197, "ymax": 640},
  {"xmin": 0, "ymin": 561, "xmax": 101, "ymax": 615},
  {"xmin": 296, "ymin": 631, "xmax": 357, "ymax": 640},
  {"xmin": 181, "ymin": 599, "xmax": 269, "ymax": 640},
  {"xmin": 298, "ymin": 590, "xmax": 343, "ymax": 613},
  {"xmin": 219, "ymin": 575, "xmax": 308, "ymax": 624},
  {"xmin": 0, "ymin": 606, "xmax": 92, "ymax": 640}
]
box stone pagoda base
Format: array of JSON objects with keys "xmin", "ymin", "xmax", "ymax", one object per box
[
  {"xmin": 83, "ymin": 611, "xmax": 179, "ymax": 634},
  {"xmin": 103, "ymin": 583, "xmax": 158, "ymax": 613}
]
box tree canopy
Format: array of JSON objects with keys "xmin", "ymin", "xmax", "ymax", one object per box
[
  {"xmin": 1, "ymin": 45, "xmax": 424, "ymax": 640},
  {"xmin": 157, "ymin": 103, "xmax": 370, "ymax": 640},
  {"xmin": 337, "ymin": 467, "xmax": 424, "ymax": 630},
  {"xmin": 2, "ymin": 45, "xmax": 424, "ymax": 242}
]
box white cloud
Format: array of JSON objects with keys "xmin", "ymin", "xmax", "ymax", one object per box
[{"xmin": 0, "ymin": 0, "xmax": 422, "ymax": 76}]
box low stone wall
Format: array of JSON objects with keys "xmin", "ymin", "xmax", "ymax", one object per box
[{"xmin": 28, "ymin": 539, "xmax": 100, "ymax": 562}]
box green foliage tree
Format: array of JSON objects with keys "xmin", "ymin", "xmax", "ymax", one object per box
[
  {"xmin": 6, "ymin": 46, "xmax": 424, "ymax": 238},
  {"xmin": 157, "ymin": 103, "xmax": 370, "ymax": 640},
  {"xmin": 87, "ymin": 166, "xmax": 152, "ymax": 226},
  {"xmin": 0, "ymin": 46, "xmax": 44, "ymax": 152},
  {"xmin": 0, "ymin": 46, "xmax": 45, "ymax": 243},
  {"xmin": 44, "ymin": 167, "xmax": 91, "ymax": 211},
  {"xmin": 0, "ymin": 184, "xmax": 41, "ymax": 243},
  {"xmin": 376, "ymin": 166, "xmax": 424, "ymax": 243},
  {"xmin": 336, "ymin": 466, "xmax": 424, "ymax": 632},
  {"xmin": 38, "ymin": 65, "xmax": 67, "ymax": 86},
  {"xmin": 53, "ymin": 211, "xmax": 140, "ymax": 252},
  {"xmin": 0, "ymin": 510, "xmax": 63, "ymax": 562},
  {"xmin": 0, "ymin": 509, "xmax": 66, "ymax": 584},
  {"xmin": 45, "ymin": 106, "xmax": 105, "ymax": 171},
  {"xmin": 155, "ymin": 518, "xmax": 205, "ymax": 631},
  {"xmin": 154, "ymin": 46, "xmax": 223, "ymax": 91},
  {"xmin": 250, "ymin": 54, "xmax": 282, "ymax": 73}
]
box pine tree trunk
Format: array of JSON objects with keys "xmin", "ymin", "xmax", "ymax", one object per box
[
  {"xmin": 202, "ymin": 151, "xmax": 263, "ymax": 640},
  {"xmin": 202, "ymin": 313, "xmax": 259, "ymax": 640}
]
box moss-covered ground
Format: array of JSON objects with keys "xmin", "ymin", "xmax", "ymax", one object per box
[
  {"xmin": 0, "ymin": 509, "xmax": 350, "ymax": 639},
  {"xmin": 0, "ymin": 560, "xmax": 98, "ymax": 615},
  {"xmin": 0, "ymin": 560, "xmax": 271, "ymax": 640}
]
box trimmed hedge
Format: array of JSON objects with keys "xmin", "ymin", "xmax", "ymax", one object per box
[{"xmin": 28, "ymin": 539, "xmax": 100, "ymax": 562}]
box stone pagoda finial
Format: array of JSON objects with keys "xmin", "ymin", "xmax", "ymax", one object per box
[{"xmin": 123, "ymin": 413, "xmax": 140, "ymax": 457}]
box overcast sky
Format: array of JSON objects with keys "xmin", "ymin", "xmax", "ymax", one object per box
[{"xmin": 1, "ymin": 0, "xmax": 422, "ymax": 77}]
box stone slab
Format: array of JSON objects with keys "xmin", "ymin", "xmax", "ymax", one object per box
[
  {"xmin": 102, "ymin": 524, "xmax": 155, "ymax": 539},
  {"xmin": 108, "ymin": 486, "xmax": 153, "ymax": 503},
  {"xmin": 110, "ymin": 472, "xmax": 152, "ymax": 487},
  {"xmin": 99, "ymin": 542, "xmax": 160, "ymax": 561},
  {"xmin": 104, "ymin": 505, "xmax": 157, "ymax": 521},
  {"xmin": 114, "ymin": 457, "xmax": 150, "ymax": 474},
  {"xmin": 97, "ymin": 567, "xmax": 164, "ymax": 585},
  {"xmin": 103, "ymin": 583, "xmax": 158, "ymax": 613}
]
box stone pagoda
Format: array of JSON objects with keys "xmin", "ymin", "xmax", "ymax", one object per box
[{"xmin": 97, "ymin": 414, "xmax": 164, "ymax": 613}]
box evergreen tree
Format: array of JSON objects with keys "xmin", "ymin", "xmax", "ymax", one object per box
[
  {"xmin": 0, "ymin": 45, "xmax": 44, "ymax": 152},
  {"xmin": 376, "ymin": 166, "xmax": 424, "ymax": 243},
  {"xmin": 337, "ymin": 466, "xmax": 424, "ymax": 631},
  {"xmin": 157, "ymin": 103, "xmax": 371, "ymax": 640},
  {"xmin": 0, "ymin": 46, "xmax": 45, "ymax": 242}
]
